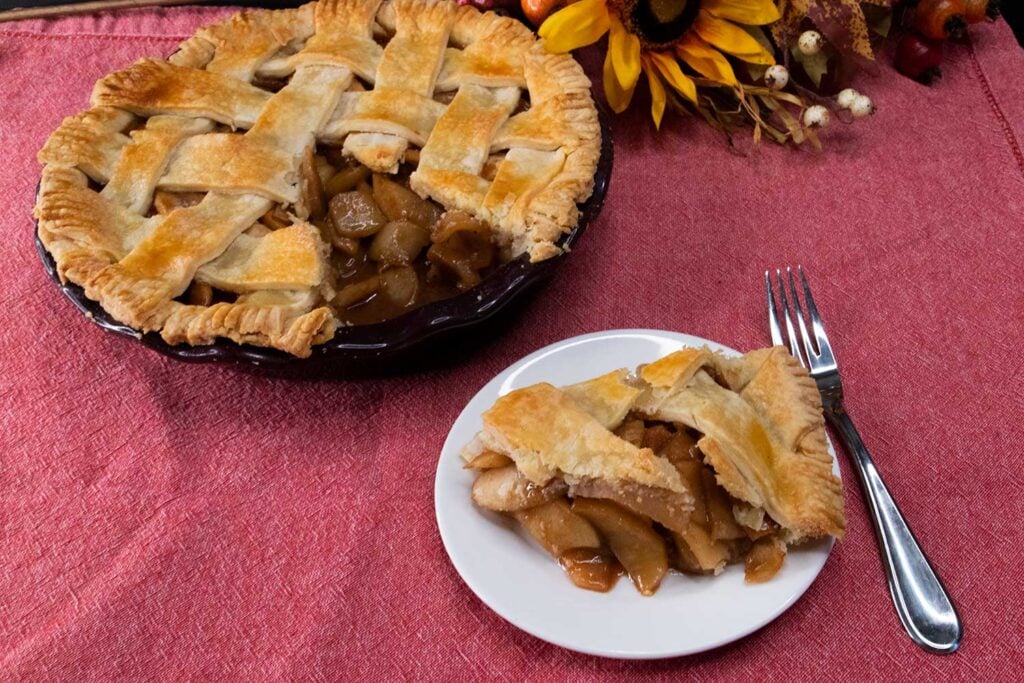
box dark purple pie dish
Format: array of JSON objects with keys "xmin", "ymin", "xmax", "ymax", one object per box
[{"xmin": 35, "ymin": 108, "xmax": 612, "ymax": 377}]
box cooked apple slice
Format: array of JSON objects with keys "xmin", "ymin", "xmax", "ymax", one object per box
[
  {"xmin": 463, "ymin": 450, "xmax": 513, "ymax": 471},
  {"xmin": 671, "ymin": 459, "xmax": 732, "ymax": 573},
  {"xmin": 671, "ymin": 527, "xmax": 731, "ymax": 574},
  {"xmin": 613, "ymin": 416, "xmax": 645, "ymax": 447},
  {"xmin": 572, "ymin": 498, "xmax": 668, "ymax": 596},
  {"xmin": 515, "ymin": 500, "xmax": 618, "ymax": 592},
  {"xmin": 732, "ymin": 502, "xmax": 780, "ymax": 541},
  {"xmin": 701, "ymin": 468, "xmax": 746, "ymax": 541},
  {"xmin": 472, "ymin": 466, "xmax": 568, "ymax": 512},
  {"xmin": 641, "ymin": 423, "xmax": 674, "ymax": 453},
  {"xmin": 745, "ymin": 536, "xmax": 787, "ymax": 583},
  {"xmin": 558, "ymin": 547, "xmax": 622, "ymax": 593},
  {"xmin": 674, "ymin": 459, "xmax": 708, "ymax": 522},
  {"xmin": 513, "ymin": 499, "xmax": 601, "ymax": 556},
  {"xmin": 570, "ymin": 478, "xmax": 692, "ymax": 536},
  {"xmin": 673, "ymin": 534, "xmax": 703, "ymax": 574},
  {"xmin": 658, "ymin": 430, "xmax": 698, "ymax": 466}
]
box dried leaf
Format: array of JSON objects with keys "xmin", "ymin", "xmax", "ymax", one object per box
[
  {"xmin": 760, "ymin": 122, "xmax": 789, "ymax": 144},
  {"xmin": 772, "ymin": 0, "xmax": 878, "ymax": 60},
  {"xmin": 682, "ymin": 77, "xmax": 821, "ymax": 149},
  {"xmin": 804, "ymin": 126, "xmax": 823, "ymax": 150},
  {"xmin": 771, "ymin": 0, "xmax": 812, "ymax": 49},
  {"xmin": 746, "ymin": 62, "xmax": 769, "ymax": 82},
  {"xmin": 808, "ymin": 0, "xmax": 873, "ymax": 59},
  {"xmin": 762, "ymin": 96, "xmax": 805, "ymax": 144},
  {"xmin": 862, "ymin": 4, "xmax": 892, "ymax": 37},
  {"xmin": 791, "ymin": 45, "xmax": 829, "ymax": 87}
]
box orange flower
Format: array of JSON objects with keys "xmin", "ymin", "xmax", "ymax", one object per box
[{"xmin": 540, "ymin": 0, "xmax": 778, "ymax": 128}]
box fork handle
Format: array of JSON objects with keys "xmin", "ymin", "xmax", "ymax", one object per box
[{"xmin": 826, "ymin": 408, "xmax": 962, "ymax": 654}]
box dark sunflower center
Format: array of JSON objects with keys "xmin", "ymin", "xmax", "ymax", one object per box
[{"xmin": 631, "ymin": 0, "xmax": 701, "ymax": 48}]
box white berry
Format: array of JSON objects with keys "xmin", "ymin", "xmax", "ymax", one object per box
[
  {"xmin": 798, "ymin": 30, "xmax": 823, "ymax": 55},
  {"xmin": 836, "ymin": 88, "xmax": 859, "ymax": 109},
  {"xmin": 849, "ymin": 94, "xmax": 875, "ymax": 118},
  {"xmin": 802, "ymin": 105, "xmax": 830, "ymax": 128},
  {"xmin": 764, "ymin": 65, "xmax": 790, "ymax": 90}
]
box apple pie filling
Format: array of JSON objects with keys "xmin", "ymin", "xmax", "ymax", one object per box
[
  {"xmin": 158, "ymin": 143, "xmax": 504, "ymax": 327},
  {"xmin": 467, "ymin": 415, "xmax": 789, "ymax": 595}
]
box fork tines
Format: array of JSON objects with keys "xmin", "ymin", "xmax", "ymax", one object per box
[{"xmin": 765, "ymin": 266, "xmax": 836, "ymax": 374}]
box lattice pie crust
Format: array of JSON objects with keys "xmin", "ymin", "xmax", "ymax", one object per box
[{"xmin": 35, "ymin": 0, "xmax": 600, "ymax": 357}]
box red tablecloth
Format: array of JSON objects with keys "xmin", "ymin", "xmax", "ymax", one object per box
[{"xmin": 2, "ymin": 6, "xmax": 1022, "ymax": 679}]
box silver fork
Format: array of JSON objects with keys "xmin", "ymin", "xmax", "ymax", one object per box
[{"xmin": 766, "ymin": 266, "xmax": 962, "ymax": 655}]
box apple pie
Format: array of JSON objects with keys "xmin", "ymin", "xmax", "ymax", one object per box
[
  {"xmin": 462, "ymin": 346, "xmax": 845, "ymax": 594},
  {"xmin": 34, "ymin": 0, "xmax": 600, "ymax": 357}
]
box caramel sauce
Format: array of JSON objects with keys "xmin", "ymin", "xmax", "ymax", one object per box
[{"xmin": 329, "ymin": 250, "xmax": 468, "ymax": 326}]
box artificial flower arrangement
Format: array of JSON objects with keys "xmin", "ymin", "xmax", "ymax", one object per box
[{"xmin": 466, "ymin": 0, "xmax": 1002, "ymax": 147}]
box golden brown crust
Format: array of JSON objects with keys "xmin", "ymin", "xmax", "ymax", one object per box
[
  {"xmin": 198, "ymin": 5, "xmax": 315, "ymax": 79},
  {"xmin": 480, "ymin": 383, "xmax": 689, "ymax": 497},
  {"xmin": 35, "ymin": 0, "xmax": 600, "ymax": 356},
  {"xmin": 160, "ymin": 292, "xmax": 336, "ymax": 358},
  {"xmin": 437, "ymin": 6, "xmax": 533, "ymax": 90},
  {"xmin": 638, "ymin": 346, "xmax": 712, "ymax": 398},
  {"xmin": 399, "ymin": 0, "xmax": 599, "ymax": 261},
  {"xmin": 35, "ymin": 166, "xmax": 155, "ymax": 284},
  {"xmin": 719, "ymin": 348, "xmax": 846, "ymax": 540},
  {"xmin": 92, "ymin": 59, "xmax": 273, "ymax": 128},
  {"xmin": 637, "ymin": 348, "xmax": 846, "ymax": 542},
  {"xmin": 196, "ymin": 222, "xmax": 329, "ymax": 293},
  {"xmin": 561, "ymin": 369, "xmax": 641, "ymax": 430},
  {"xmin": 466, "ymin": 346, "xmax": 844, "ymax": 547},
  {"xmin": 84, "ymin": 193, "xmax": 274, "ymax": 330},
  {"xmin": 297, "ymin": 0, "xmax": 383, "ymax": 78},
  {"xmin": 158, "ymin": 133, "xmax": 300, "ymax": 203},
  {"xmin": 37, "ymin": 108, "xmax": 134, "ymax": 183},
  {"xmin": 508, "ymin": 45, "xmax": 600, "ymax": 261},
  {"xmin": 410, "ymin": 84, "xmax": 519, "ymax": 211},
  {"xmin": 324, "ymin": 90, "xmax": 447, "ymax": 146},
  {"xmin": 106, "ymin": 116, "xmax": 214, "ymax": 214}
]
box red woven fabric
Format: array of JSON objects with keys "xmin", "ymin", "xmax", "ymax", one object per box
[{"xmin": 2, "ymin": 6, "xmax": 1022, "ymax": 679}]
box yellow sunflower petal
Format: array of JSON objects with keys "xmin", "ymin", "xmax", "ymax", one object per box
[
  {"xmin": 702, "ymin": 0, "xmax": 780, "ymax": 25},
  {"xmin": 642, "ymin": 58, "xmax": 666, "ymax": 129},
  {"xmin": 604, "ymin": 43, "xmax": 637, "ymax": 112},
  {"xmin": 676, "ymin": 34, "xmax": 737, "ymax": 85},
  {"xmin": 608, "ymin": 15, "xmax": 641, "ymax": 91},
  {"xmin": 538, "ymin": 0, "xmax": 611, "ymax": 54},
  {"xmin": 694, "ymin": 10, "xmax": 775, "ymax": 64},
  {"xmin": 648, "ymin": 51, "xmax": 697, "ymax": 104}
]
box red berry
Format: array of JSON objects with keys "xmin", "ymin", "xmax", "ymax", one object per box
[
  {"xmin": 962, "ymin": 0, "xmax": 1000, "ymax": 23},
  {"xmin": 521, "ymin": 0, "xmax": 564, "ymax": 25},
  {"xmin": 457, "ymin": 0, "xmax": 519, "ymax": 10},
  {"xmin": 909, "ymin": 0, "xmax": 967, "ymax": 40},
  {"xmin": 895, "ymin": 33, "xmax": 944, "ymax": 84}
]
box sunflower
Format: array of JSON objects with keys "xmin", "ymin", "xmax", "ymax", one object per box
[{"xmin": 539, "ymin": 0, "xmax": 780, "ymax": 128}]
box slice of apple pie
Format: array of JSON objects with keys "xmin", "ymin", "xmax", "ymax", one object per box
[{"xmin": 462, "ymin": 346, "xmax": 845, "ymax": 595}]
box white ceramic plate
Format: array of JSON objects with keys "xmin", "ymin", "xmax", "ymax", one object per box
[{"xmin": 434, "ymin": 330, "xmax": 840, "ymax": 659}]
